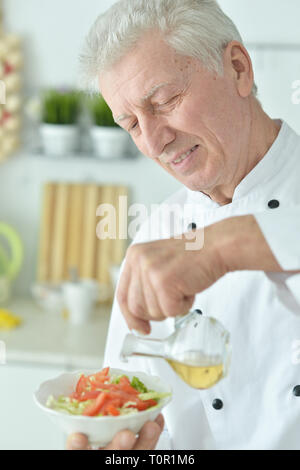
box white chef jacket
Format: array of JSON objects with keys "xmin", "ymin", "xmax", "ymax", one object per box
[{"xmin": 103, "ymin": 119, "xmax": 300, "ymax": 450}]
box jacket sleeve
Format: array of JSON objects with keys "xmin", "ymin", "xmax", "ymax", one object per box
[{"xmin": 254, "ymin": 207, "xmax": 300, "ymax": 311}]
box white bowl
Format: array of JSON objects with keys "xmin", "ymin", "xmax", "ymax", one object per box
[{"xmin": 34, "ymin": 368, "xmax": 172, "ymax": 448}]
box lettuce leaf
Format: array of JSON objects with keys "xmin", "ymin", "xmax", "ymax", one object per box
[{"xmin": 130, "ymin": 376, "xmax": 149, "ymax": 393}]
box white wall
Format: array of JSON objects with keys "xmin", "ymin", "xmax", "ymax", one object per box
[
  {"xmin": 1, "ymin": 0, "xmax": 300, "ymax": 296},
  {"xmin": 219, "ymin": 0, "xmax": 300, "ymax": 133},
  {"xmin": 218, "ymin": 0, "xmax": 300, "ymax": 44},
  {"xmin": 2, "ymin": 0, "xmax": 116, "ymax": 90}
]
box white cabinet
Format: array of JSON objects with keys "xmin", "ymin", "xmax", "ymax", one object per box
[{"xmin": 0, "ymin": 363, "xmax": 66, "ymax": 450}]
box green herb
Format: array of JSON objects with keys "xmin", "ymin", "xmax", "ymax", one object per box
[
  {"xmin": 86, "ymin": 94, "xmax": 119, "ymax": 127},
  {"xmin": 41, "ymin": 89, "xmax": 82, "ymax": 125}
]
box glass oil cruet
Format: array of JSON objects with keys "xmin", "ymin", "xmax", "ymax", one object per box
[{"xmin": 120, "ymin": 310, "xmax": 231, "ymax": 389}]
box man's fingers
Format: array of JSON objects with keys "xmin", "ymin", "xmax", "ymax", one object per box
[
  {"xmin": 118, "ymin": 277, "xmax": 152, "ymax": 334},
  {"xmin": 127, "ymin": 263, "xmax": 149, "ymax": 321},
  {"xmin": 154, "ymin": 413, "xmax": 165, "ymax": 431},
  {"xmin": 66, "ymin": 415, "xmax": 165, "ymax": 451},
  {"xmin": 117, "ymin": 261, "xmax": 151, "ymax": 334},
  {"xmin": 66, "ymin": 433, "xmax": 90, "ymax": 450},
  {"xmin": 133, "ymin": 420, "xmax": 163, "ymax": 450},
  {"xmin": 123, "ymin": 304, "xmax": 151, "ymax": 334},
  {"xmin": 141, "ymin": 267, "xmax": 165, "ymax": 321},
  {"xmin": 158, "ymin": 278, "xmax": 195, "ymax": 317},
  {"xmin": 116, "ymin": 262, "xmax": 131, "ymax": 314},
  {"xmin": 103, "ymin": 430, "xmax": 137, "ymax": 450},
  {"xmin": 104, "ymin": 414, "xmax": 164, "ymax": 450}
]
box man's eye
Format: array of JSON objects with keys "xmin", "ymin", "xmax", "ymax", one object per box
[
  {"xmin": 127, "ymin": 95, "xmax": 180, "ymax": 132},
  {"xmin": 129, "ymin": 121, "xmax": 138, "ymax": 132},
  {"xmin": 158, "ymin": 95, "xmax": 180, "ymax": 106}
]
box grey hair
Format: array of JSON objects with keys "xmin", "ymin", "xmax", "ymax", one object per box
[{"xmin": 79, "ymin": 0, "xmax": 258, "ymax": 97}]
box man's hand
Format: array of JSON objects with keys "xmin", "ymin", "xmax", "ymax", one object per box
[
  {"xmin": 66, "ymin": 414, "xmax": 164, "ymax": 450},
  {"xmin": 116, "ymin": 214, "xmax": 286, "ymax": 334},
  {"xmin": 117, "ymin": 223, "xmax": 227, "ymax": 334}
]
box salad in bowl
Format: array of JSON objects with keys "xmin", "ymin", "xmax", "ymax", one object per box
[{"xmin": 34, "ymin": 367, "xmax": 172, "ymax": 447}]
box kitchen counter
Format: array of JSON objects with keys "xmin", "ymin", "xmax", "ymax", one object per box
[{"xmin": 0, "ymin": 298, "xmax": 112, "ymax": 369}]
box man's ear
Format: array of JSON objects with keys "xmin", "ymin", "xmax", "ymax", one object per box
[{"xmin": 223, "ymin": 41, "xmax": 254, "ymax": 98}]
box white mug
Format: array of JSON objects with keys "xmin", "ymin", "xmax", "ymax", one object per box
[{"xmin": 62, "ymin": 279, "xmax": 99, "ymax": 326}]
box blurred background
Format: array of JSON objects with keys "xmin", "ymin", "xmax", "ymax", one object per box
[{"xmin": 0, "ymin": 0, "xmax": 299, "ymax": 450}]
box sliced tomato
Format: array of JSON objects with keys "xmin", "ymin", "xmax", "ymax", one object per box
[
  {"xmin": 69, "ymin": 392, "xmax": 80, "ymax": 401},
  {"xmin": 88, "ymin": 369, "xmax": 111, "ymax": 388},
  {"xmin": 77, "ymin": 390, "xmax": 102, "ymax": 402},
  {"xmin": 76, "ymin": 374, "xmax": 90, "ymax": 394},
  {"xmin": 102, "ymin": 398, "xmax": 122, "ymax": 416},
  {"xmin": 82, "ymin": 392, "xmax": 108, "ymax": 417},
  {"xmin": 103, "ymin": 390, "xmax": 135, "ymax": 405},
  {"xmin": 105, "ymin": 404, "xmax": 120, "ymax": 416},
  {"xmin": 138, "ymin": 398, "xmax": 157, "ymax": 410},
  {"xmin": 126, "ymin": 398, "xmax": 158, "ymax": 411},
  {"xmin": 72, "ymin": 367, "xmax": 156, "ymax": 416},
  {"xmin": 75, "ymin": 368, "xmax": 111, "ymax": 394},
  {"xmin": 119, "ymin": 376, "xmax": 138, "ymax": 392},
  {"xmin": 89, "ymin": 367, "xmax": 110, "ymax": 382},
  {"xmin": 101, "ymin": 367, "xmax": 110, "ymax": 376},
  {"xmin": 118, "ymin": 375, "xmax": 130, "ymax": 386},
  {"xmin": 90, "ymin": 379, "xmax": 110, "ymax": 389},
  {"xmin": 89, "ymin": 383, "xmax": 120, "ymax": 393},
  {"xmin": 119, "ymin": 383, "xmax": 139, "ymax": 395},
  {"xmin": 116, "ymin": 376, "xmax": 139, "ymax": 395}
]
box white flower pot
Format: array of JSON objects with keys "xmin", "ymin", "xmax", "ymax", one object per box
[
  {"xmin": 90, "ymin": 126, "xmax": 131, "ymax": 159},
  {"xmin": 40, "ymin": 123, "xmax": 79, "ymax": 157}
]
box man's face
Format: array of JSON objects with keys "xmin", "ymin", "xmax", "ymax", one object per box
[{"xmin": 100, "ymin": 32, "xmax": 250, "ymax": 194}]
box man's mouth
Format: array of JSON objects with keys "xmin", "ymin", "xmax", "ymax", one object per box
[{"xmin": 172, "ymin": 145, "xmax": 199, "ymax": 165}]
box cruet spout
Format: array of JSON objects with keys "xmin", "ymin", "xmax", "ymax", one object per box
[{"xmin": 120, "ymin": 333, "xmax": 167, "ymax": 363}]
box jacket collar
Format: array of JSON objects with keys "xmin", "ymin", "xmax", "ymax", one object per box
[{"xmin": 186, "ymin": 119, "xmax": 295, "ymax": 207}]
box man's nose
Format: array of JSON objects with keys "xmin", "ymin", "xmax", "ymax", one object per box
[{"xmin": 140, "ymin": 115, "xmax": 175, "ymax": 160}]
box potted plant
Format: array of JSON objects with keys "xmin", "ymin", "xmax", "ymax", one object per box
[
  {"xmin": 87, "ymin": 94, "xmax": 132, "ymax": 159},
  {"xmin": 40, "ymin": 89, "xmax": 82, "ymax": 157}
]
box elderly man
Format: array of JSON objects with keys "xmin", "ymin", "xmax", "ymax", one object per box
[{"xmin": 68, "ymin": 0, "xmax": 300, "ymax": 450}]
